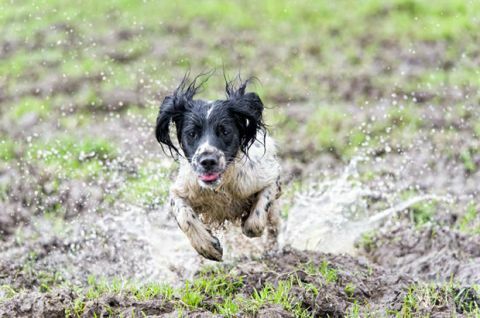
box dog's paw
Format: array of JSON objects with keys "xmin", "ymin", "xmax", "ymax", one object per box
[
  {"xmin": 242, "ymin": 215, "xmax": 265, "ymax": 238},
  {"xmin": 191, "ymin": 232, "xmax": 223, "ymax": 261}
]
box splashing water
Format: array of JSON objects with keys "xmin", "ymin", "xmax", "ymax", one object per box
[
  {"xmin": 44, "ymin": 154, "xmax": 451, "ymax": 285},
  {"xmin": 280, "ymin": 155, "xmax": 451, "ymax": 254},
  {"xmin": 84, "ymin": 203, "xmax": 271, "ymax": 285}
]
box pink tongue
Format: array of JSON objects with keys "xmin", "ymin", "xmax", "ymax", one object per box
[{"xmin": 200, "ymin": 173, "xmax": 220, "ymax": 182}]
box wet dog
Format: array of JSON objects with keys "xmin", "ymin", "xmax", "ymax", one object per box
[{"xmin": 155, "ymin": 74, "xmax": 281, "ymax": 261}]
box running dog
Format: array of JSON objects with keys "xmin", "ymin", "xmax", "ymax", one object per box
[{"xmin": 155, "ymin": 74, "xmax": 281, "ymax": 261}]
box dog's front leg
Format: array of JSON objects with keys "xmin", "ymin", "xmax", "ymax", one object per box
[
  {"xmin": 170, "ymin": 195, "xmax": 223, "ymax": 261},
  {"xmin": 242, "ymin": 184, "xmax": 279, "ymax": 238}
]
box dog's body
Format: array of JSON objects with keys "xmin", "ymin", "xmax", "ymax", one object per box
[{"xmin": 156, "ymin": 75, "xmax": 281, "ymax": 261}]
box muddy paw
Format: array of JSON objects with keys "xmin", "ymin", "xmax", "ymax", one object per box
[
  {"xmin": 193, "ymin": 234, "xmax": 223, "ymax": 262},
  {"xmin": 242, "ymin": 217, "xmax": 265, "ymax": 238}
]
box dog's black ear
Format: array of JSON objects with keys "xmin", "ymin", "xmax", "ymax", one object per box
[
  {"xmin": 155, "ymin": 95, "xmax": 185, "ymax": 156},
  {"xmin": 155, "ymin": 74, "xmax": 205, "ymax": 156},
  {"xmin": 226, "ymin": 78, "xmax": 266, "ymax": 155}
]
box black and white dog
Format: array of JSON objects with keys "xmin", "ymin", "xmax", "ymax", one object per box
[{"xmin": 155, "ymin": 74, "xmax": 281, "ymax": 261}]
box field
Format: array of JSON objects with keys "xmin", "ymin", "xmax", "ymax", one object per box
[{"xmin": 1, "ymin": 0, "xmax": 480, "ymax": 317}]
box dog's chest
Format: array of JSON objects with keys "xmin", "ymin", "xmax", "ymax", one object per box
[{"xmin": 189, "ymin": 188, "xmax": 256, "ymax": 225}]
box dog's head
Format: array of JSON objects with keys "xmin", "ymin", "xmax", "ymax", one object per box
[{"xmin": 155, "ymin": 74, "xmax": 265, "ymax": 188}]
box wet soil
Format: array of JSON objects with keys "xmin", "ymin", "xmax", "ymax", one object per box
[
  {"xmin": 2, "ymin": 249, "xmax": 479, "ymax": 317},
  {"xmin": 360, "ymin": 221, "xmax": 480, "ymax": 284}
]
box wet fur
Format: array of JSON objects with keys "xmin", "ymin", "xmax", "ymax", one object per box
[{"xmin": 157, "ymin": 74, "xmax": 281, "ymax": 261}]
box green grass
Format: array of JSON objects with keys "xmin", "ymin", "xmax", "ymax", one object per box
[
  {"xmin": 7, "ymin": 0, "xmax": 477, "ymax": 40},
  {"xmin": 400, "ymin": 190, "xmax": 439, "ymax": 227},
  {"xmin": 64, "ymin": 276, "xmax": 174, "ymax": 317},
  {"xmin": 457, "ymin": 202, "xmax": 480, "ymax": 235},
  {"xmin": 345, "ymin": 283, "xmax": 356, "ymax": 298},
  {"xmin": 358, "ymin": 231, "xmax": 377, "ymax": 252},
  {"xmin": 192, "ymin": 267, "xmax": 244, "ymax": 297},
  {"xmin": 410, "ymin": 200, "xmax": 437, "ymax": 227},
  {"xmin": 6, "ymin": 97, "xmax": 51, "ymax": 121},
  {"xmin": 26, "ymin": 136, "xmax": 117, "ymax": 179},
  {"xmin": 61, "ymin": 264, "xmax": 316, "ymax": 317},
  {"xmin": 474, "ymin": 121, "xmax": 480, "ymax": 138},
  {"xmin": 57, "ymin": 113, "xmax": 93, "ymax": 130},
  {"xmin": 303, "ymin": 102, "xmax": 426, "ymax": 159},
  {"xmin": 346, "ymin": 301, "xmax": 363, "ymax": 318},
  {"xmin": 0, "ymin": 137, "xmax": 17, "ymax": 162},
  {"xmin": 0, "ymin": 285, "xmax": 17, "ymax": 300},
  {"xmin": 2, "ymin": 0, "xmax": 480, "ymax": 84},
  {"xmin": 303, "ymin": 260, "xmax": 338, "ymax": 283},
  {"xmin": 84, "ymin": 276, "xmax": 174, "ymax": 302},
  {"xmin": 389, "ymin": 283, "xmax": 480, "ymax": 317},
  {"xmin": 387, "ymin": 104, "xmax": 423, "ymax": 129},
  {"xmin": 264, "ymin": 107, "xmax": 301, "ymax": 146},
  {"xmin": 460, "ymin": 148, "xmax": 478, "ymax": 174},
  {"xmin": 19, "ymin": 251, "xmax": 65, "ymax": 293},
  {"xmin": 306, "ymin": 107, "xmax": 352, "ymax": 156},
  {"xmin": 246, "ymin": 279, "xmax": 310, "ymax": 317},
  {"xmin": 117, "ymin": 161, "xmax": 173, "ymax": 208}
]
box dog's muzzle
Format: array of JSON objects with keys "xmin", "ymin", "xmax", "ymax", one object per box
[{"xmin": 192, "ymin": 148, "xmax": 226, "ymax": 186}]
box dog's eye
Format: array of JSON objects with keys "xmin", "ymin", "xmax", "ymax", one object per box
[
  {"xmin": 188, "ymin": 131, "xmax": 197, "ymax": 138},
  {"xmin": 219, "ymin": 125, "xmax": 230, "ymax": 136}
]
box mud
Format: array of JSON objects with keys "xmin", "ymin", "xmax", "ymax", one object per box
[
  {"xmin": 232, "ymin": 249, "xmax": 411, "ymax": 316},
  {"xmin": 359, "ymin": 222, "xmax": 480, "ymax": 284},
  {"xmin": 0, "ymin": 164, "xmax": 105, "ymax": 240},
  {"xmin": 2, "ymin": 249, "xmax": 479, "ymax": 317},
  {"xmin": 0, "ymin": 289, "xmax": 179, "ymax": 318},
  {"xmin": 0, "ymin": 203, "xmax": 202, "ymax": 291}
]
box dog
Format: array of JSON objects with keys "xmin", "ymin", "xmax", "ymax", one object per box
[{"xmin": 155, "ymin": 74, "xmax": 281, "ymax": 261}]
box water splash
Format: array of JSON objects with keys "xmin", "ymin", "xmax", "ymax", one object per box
[
  {"xmin": 97, "ymin": 154, "xmax": 452, "ymax": 283},
  {"xmin": 88, "ymin": 203, "xmax": 205, "ymax": 285},
  {"xmin": 280, "ymin": 155, "xmax": 452, "ymax": 254},
  {"xmin": 9, "ymin": 154, "xmax": 451, "ymax": 287}
]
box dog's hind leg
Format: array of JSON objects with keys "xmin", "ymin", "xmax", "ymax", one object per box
[
  {"xmin": 266, "ymin": 199, "xmax": 280, "ymax": 250},
  {"xmin": 170, "ymin": 195, "xmax": 223, "ymax": 261}
]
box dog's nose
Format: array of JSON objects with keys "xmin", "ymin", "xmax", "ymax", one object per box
[{"xmin": 199, "ymin": 155, "xmax": 218, "ymax": 170}]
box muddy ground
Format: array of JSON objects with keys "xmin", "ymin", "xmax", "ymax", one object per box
[
  {"xmin": 1, "ymin": 1, "xmax": 480, "ymax": 317},
  {"xmin": 2, "ymin": 248, "xmax": 480, "ymax": 317}
]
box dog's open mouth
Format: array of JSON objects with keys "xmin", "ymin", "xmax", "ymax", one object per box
[{"xmin": 199, "ymin": 172, "xmax": 221, "ymax": 183}]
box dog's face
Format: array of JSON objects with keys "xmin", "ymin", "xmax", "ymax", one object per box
[
  {"xmin": 180, "ymin": 99, "xmax": 242, "ymax": 187},
  {"xmin": 155, "ymin": 75, "xmax": 265, "ymax": 188}
]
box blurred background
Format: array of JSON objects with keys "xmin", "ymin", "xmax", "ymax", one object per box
[{"xmin": 1, "ymin": 0, "xmax": 479, "ymax": 316}]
